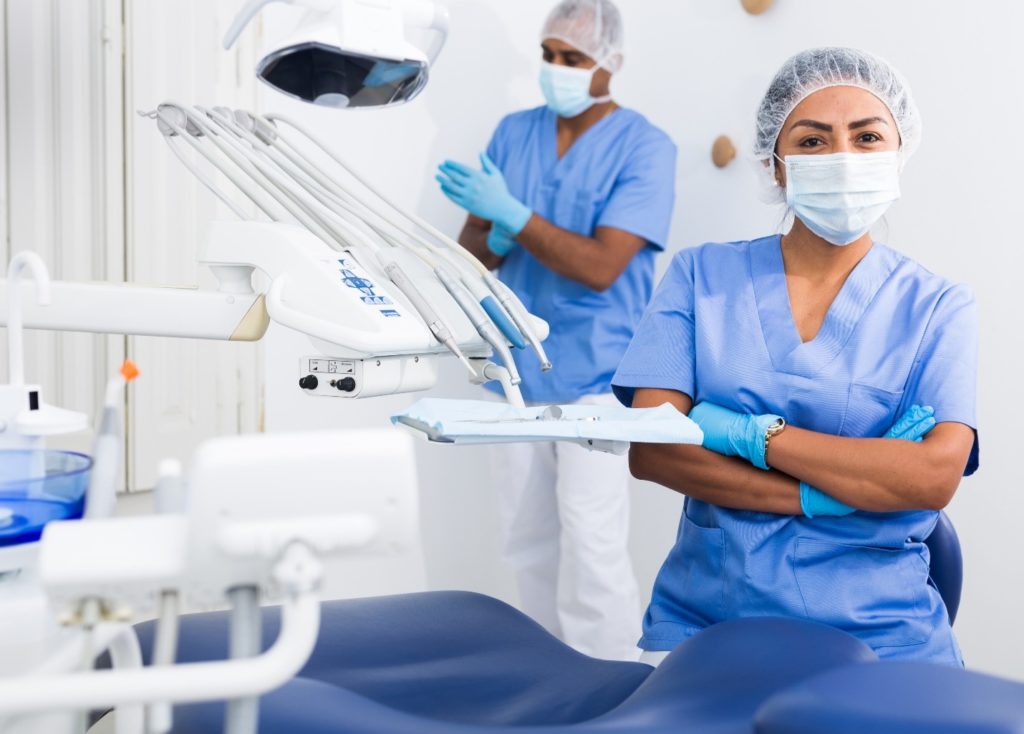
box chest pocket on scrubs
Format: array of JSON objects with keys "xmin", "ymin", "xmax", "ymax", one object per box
[
  {"xmin": 552, "ymin": 188, "xmax": 607, "ymax": 305},
  {"xmin": 540, "ymin": 184, "xmax": 601, "ymax": 234},
  {"xmin": 793, "ymin": 538, "xmax": 929, "ymax": 648},
  {"xmin": 838, "ymin": 383, "xmax": 904, "ymax": 437}
]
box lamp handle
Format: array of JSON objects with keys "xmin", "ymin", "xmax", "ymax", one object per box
[
  {"xmin": 223, "ymin": 0, "xmax": 333, "ymax": 50},
  {"xmin": 400, "ymin": 0, "xmax": 450, "ymax": 63},
  {"xmin": 223, "ymin": 0, "xmax": 279, "ymax": 50}
]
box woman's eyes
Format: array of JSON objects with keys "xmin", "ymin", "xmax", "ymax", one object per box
[{"xmin": 797, "ymin": 132, "xmax": 883, "ymax": 149}]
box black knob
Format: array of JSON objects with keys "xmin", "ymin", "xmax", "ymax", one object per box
[
  {"xmin": 335, "ymin": 377, "xmax": 356, "ymax": 392},
  {"xmin": 299, "ymin": 375, "xmax": 318, "ymax": 390}
]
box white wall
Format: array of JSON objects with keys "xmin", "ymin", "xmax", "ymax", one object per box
[
  {"xmin": 123, "ymin": 0, "xmax": 263, "ymax": 490},
  {"xmin": 261, "ymin": 0, "xmax": 1024, "ymax": 678}
]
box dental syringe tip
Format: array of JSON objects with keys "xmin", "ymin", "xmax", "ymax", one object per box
[{"xmin": 120, "ymin": 360, "xmax": 140, "ymax": 382}]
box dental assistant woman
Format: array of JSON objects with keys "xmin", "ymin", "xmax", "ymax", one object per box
[
  {"xmin": 435, "ymin": 0, "xmax": 677, "ymax": 661},
  {"xmin": 613, "ymin": 47, "xmax": 978, "ymax": 666}
]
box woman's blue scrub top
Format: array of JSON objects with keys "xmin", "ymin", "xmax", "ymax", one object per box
[
  {"xmin": 485, "ymin": 106, "xmax": 677, "ymax": 403},
  {"xmin": 612, "ymin": 235, "xmax": 979, "ymax": 665}
]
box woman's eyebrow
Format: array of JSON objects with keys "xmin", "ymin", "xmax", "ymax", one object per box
[
  {"xmin": 790, "ymin": 119, "xmax": 832, "ymax": 132},
  {"xmin": 848, "ymin": 116, "xmax": 890, "ymax": 130}
]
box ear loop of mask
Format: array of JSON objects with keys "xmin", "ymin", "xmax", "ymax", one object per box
[
  {"xmin": 772, "ymin": 153, "xmax": 787, "ymax": 191},
  {"xmin": 769, "ymin": 152, "xmax": 794, "ymax": 232},
  {"xmin": 588, "ymin": 55, "xmax": 614, "ymax": 104}
]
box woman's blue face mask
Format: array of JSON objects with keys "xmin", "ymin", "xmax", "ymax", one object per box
[{"xmin": 777, "ymin": 151, "xmax": 901, "ymax": 245}]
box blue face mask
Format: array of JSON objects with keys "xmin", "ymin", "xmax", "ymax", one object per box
[
  {"xmin": 539, "ymin": 61, "xmax": 611, "ymax": 118},
  {"xmin": 780, "ymin": 151, "xmax": 901, "ymax": 246}
]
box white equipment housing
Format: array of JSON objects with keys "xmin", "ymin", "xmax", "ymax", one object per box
[
  {"xmin": 2, "ymin": 429, "xmax": 420, "ymax": 732},
  {"xmin": 0, "ymin": 217, "xmax": 544, "ymax": 400},
  {"xmin": 0, "ymin": 220, "xmax": 493, "ymax": 355}
]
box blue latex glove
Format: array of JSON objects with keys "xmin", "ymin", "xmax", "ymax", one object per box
[
  {"xmin": 436, "ymin": 154, "xmax": 533, "ymax": 235},
  {"xmin": 687, "ymin": 402, "xmax": 783, "ymax": 471},
  {"xmin": 884, "ymin": 404, "xmax": 936, "ymax": 442},
  {"xmin": 799, "ymin": 483, "xmax": 855, "ymax": 519},
  {"xmin": 801, "ymin": 405, "xmax": 936, "ymax": 518},
  {"xmin": 486, "ymin": 224, "xmax": 516, "ymax": 257}
]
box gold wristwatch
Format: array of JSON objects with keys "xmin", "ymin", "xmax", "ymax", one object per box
[{"xmin": 763, "ymin": 417, "xmax": 786, "ymax": 460}]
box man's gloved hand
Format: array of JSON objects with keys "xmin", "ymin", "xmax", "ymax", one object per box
[
  {"xmin": 486, "ymin": 224, "xmax": 517, "ymax": 257},
  {"xmin": 436, "ymin": 153, "xmax": 533, "ymax": 235},
  {"xmin": 687, "ymin": 401, "xmax": 783, "ymax": 471},
  {"xmin": 801, "ymin": 404, "xmax": 936, "ymax": 518}
]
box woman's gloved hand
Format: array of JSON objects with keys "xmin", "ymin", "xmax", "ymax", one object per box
[
  {"xmin": 801, "ymin": 405, "xmax": 936, "ymax": 518},
  {"xmin": 687, "ymin": 402, "xmax": 784, "ymax": 471},
  {"xmin": 436, "ymin": 153, "xmax": 533, "ymax": 235},
  {"xmin": 883, "ymin": 404, "xmax": 936, "ymax": 442}
]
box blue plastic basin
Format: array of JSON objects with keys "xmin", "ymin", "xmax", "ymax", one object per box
[{"xmin": 0, "ymin": 450, "xmax": 93, "ymax": 547}]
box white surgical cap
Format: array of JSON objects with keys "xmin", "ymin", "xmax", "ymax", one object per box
[
  {"xmin": 754, "ymin": 47, "xmax": 922, "ymax": 165},
  {"xmin": 541, "ymin": 0, "xmax": 624, "ymax": 73}
]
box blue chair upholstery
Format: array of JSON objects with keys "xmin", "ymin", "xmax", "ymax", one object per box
[
  {"xmin": 139, "ymin": 593, "xmax": 875, "ymax": 733},
  {"xmin": 137, "ymin": 591, "xmax": 652, "ymax": 731},
  {"xmin": 575, "ymin": 616, "xmax": 877, "ymax": 734},
  {"xmin": 754, "ymin": 661, "xmax": 1024, "ymax": 734},
  {"xmin": 925, "ymin": 510, "xmax": 963, "ymax": 624},
  {"xmin": 124, "ymin": 513, "xmax": 986, "ymax": 733}
]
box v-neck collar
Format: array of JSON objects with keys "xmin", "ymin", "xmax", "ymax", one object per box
[
  {"xmin": 749, "ymin": 234, "xmax": 902, "ymax": 376},
  {"xmin": 543, "ymin": 106, "xmax": 625, "ymax": 171}
]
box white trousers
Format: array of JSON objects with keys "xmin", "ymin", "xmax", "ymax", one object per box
[
  {"xmin": 639, "ymin": 649, "xmax": 669, "ymax": 667},
  {"xmin": 491, "ymin": 394, "xmax": 641, "ymax": 661}
]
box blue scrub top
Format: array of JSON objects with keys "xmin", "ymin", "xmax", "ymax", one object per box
[
  {"xmin": 485, "ymin": 106, "xmax": 677, "ymax": 403},
  {"xmin": 613, "ymin": 235, "xmax": 979, "ymax": 665}
]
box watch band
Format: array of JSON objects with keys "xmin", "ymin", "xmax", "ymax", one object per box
[{"xmin": 763, "ymin": 418, "xmax": 786, "ymax": 462}]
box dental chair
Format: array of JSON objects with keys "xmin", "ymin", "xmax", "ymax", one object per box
[
  {"xmin": 138, "ymin": 595, "xmax": 875, "ymax": 733},
  {"xmin": 754, "ymin": 512, "xmax": 1023, "ymax": 734},
  {"xmin": 136, "ymin": 512, "xmax": 1024, "ymax": 733},
  {"xmin": 923, "ymin": 509, "xmax": 963, "ymax": 624}
]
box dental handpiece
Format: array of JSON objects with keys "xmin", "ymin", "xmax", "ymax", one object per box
[
  {"xmin": 484, "ymin": 273, "xmax": 552, "ymax": 371},
  {"xmin": 434, "ymin": 265, "xmax": 522, "ymax": 385},
  {"xmin": 380, "ymin": 259, "xmax": 474, "ymax": 373}
]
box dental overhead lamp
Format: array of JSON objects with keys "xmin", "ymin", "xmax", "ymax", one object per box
[
  {"xmin": 223, "ymin": 0, "xmax": 450, "ymax": 109},
  {"xmin": 0, "ymin": 0, "xmax": 550, "ymax": 408}
]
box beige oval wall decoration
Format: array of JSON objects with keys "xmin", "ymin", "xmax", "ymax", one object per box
[
  {"xmin": 712, "ymin": 135, "xmax": 737, "ymax": 168},
  {"xmin": 741, "ymin": 0, "xmax": 774, "ymax": 15}
]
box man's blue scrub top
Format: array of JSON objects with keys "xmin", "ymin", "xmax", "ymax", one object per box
[{"xmin": 486, "ymin": 106, "xmax": 677, "ymax": 403}]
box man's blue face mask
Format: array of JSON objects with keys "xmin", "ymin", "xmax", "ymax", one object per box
[{"xmin": 538, "ymin": 60, "xmax": 610, "ymax": 119}]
